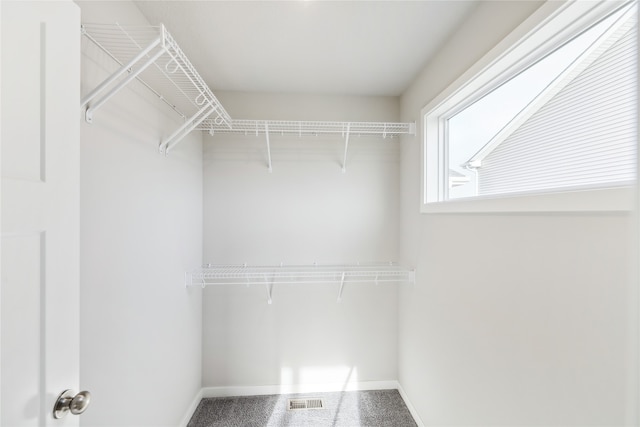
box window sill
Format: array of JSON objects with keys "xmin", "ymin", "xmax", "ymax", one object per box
[{"xmin": 421, "ymin": 186, "xmax": 636, "ymax": 214}]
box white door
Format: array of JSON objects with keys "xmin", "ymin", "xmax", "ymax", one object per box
[{"xmin": 1, "ymin": 1, "xmax": 81, "ymax": 426}]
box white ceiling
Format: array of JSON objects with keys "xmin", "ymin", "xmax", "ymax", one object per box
[{"xmin": 133, "ymin": 1, "xmax": 478, "ymax": 97}]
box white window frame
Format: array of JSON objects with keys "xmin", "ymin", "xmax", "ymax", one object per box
[{"xmin": 421, "ymin": 0, "xmax": 637, "ymax": 214}]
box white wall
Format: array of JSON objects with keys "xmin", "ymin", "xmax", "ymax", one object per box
[
  {"xmin": 77, "ymin": 2, "xmax": 203, "ymax": 426},
  {"xmin": 399, "ymin": 1, "xmax": 639, "ymax": 425},
  {"xmin": 202, "ymin": 91, "xmax": 401, "ymax": 389},
  {"xmin": 72, "ymin": 1, "xmax": 639, "ymax": 425}
]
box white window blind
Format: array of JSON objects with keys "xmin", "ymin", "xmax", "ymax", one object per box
[{"xmin": 475, "ymin": 13, "xmax": 637, "ymax": 197}]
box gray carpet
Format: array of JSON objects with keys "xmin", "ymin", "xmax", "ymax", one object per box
[{"xmin": 187, "ymin": 389, "xmax": 418, "ymax": 427}]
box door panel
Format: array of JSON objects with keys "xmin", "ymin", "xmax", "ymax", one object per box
[
  {"xmin": 1, "ymin": 1, "xmax": 81, "ymax": 426},
  {"xmin": 1, "ymin": 233, "xmax": 45, "ymax": 424}
]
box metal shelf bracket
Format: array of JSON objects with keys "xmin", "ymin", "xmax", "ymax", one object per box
[
  {"xmin": 263, "ymin": 273, "xmax": 275, "ymax": 304},
  {"xmin": 341, "ymin": 123, "xmax": 351, "ymax": 173},
  {"xmin": 83, "ymin": 33, "xmax": 166, "ymax": 124},
  {"xmin": 337, "ymin": 272, "xmax": 346, "ymax": 302},
  {"xmin": 161, "ymin": 101, "xmax": 215, "ymax": 154},
  {"xmin": 265, "ymin": 122, "xmax": 273, "ymax": 173}
]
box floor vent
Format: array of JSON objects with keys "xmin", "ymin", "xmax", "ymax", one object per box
[{"xmin": 288, "ymin": 398, "xmax": 325, "ymax": 411}]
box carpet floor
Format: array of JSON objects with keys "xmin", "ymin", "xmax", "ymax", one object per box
[{"xmin": 187, "ymin": 389, "xmax": 418, "ymax": 427}]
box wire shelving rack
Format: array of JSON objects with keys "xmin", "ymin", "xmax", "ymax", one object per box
[
  {"xmin": 80, "ymin": 23, "xmax": 415, "ymax": 157},
  {"xmin": 80, "ymin": 23, "xmax": 232, "ymax": 153},
  {"xmin": 186, "ymin": 263, "xmax": 415, "ymax": 303},
  {"xmin": 199, "ymin": 120, "xmax": 414, "ymax": 138}
]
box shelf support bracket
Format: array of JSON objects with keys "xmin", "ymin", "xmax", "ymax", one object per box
[
  {"xmin": 84, "ymin": 41, "xmax": 168, "ymax": 124},
  {"xmin": 161, "ymin": 102, "xmax": 215, "ymax": 154},
  {"xmin": 81, "ymin": 35, "xmax": 163, "ymax": 110},
  {"xmin": 341, "ymin": 123, "xmax": 351, "ymax": 173},
  {"xmin": 408, "ymin": 270, "xmax": 416, "ymax": 285},
  {"xmin": 264, "ymin": 274, "xmax": 273, "ymax": 304},
  {"xmin": 265, "ymin": 122, "xmax": 273, "ymax": 173},
  {"xmin": 337, "ymin": 272, "xmax": 346, "ymax": 302}
]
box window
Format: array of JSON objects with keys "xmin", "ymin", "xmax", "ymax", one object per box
[{"xmin": 421, "ymin": 0, "xmax": 637, "ymax": 213}]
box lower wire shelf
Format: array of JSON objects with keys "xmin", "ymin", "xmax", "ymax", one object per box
[{"xmin": 185, "ymin": 263, "xmax": 415, "ymax": 304}]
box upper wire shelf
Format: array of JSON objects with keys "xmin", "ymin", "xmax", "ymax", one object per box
[
  {"xmin": 80, "ymin": 23, "xmax": 415, "ymax": 157},
  {"xmin": 186, "ymin": 263, "xmax": 415, "ymax": 303},
  {"xmin": 80, "ymin": 23, "xmax": 232, "ymax": 153},
  {"xmin": 199, "ymin": 119, "xmax": 415, "ymax": 138},
  {"xmin": 201, "ymin": 119, "xmax": 415, "ymax": 173}
]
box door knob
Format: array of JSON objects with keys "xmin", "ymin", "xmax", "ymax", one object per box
[{"xmin": 53, "ymin": 389, "xmax": 91, "ymax": 419}]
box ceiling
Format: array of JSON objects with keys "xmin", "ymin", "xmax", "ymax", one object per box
[{"xmin": 133, "ymin": 1, "xmax": 478, "ymax": 97}]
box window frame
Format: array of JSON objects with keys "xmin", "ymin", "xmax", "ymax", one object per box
[{"xmin": 420, "ymin": 0, "xmax": 637, "ymax": 214}]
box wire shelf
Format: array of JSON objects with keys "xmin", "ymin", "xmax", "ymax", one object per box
[
  {"xmin": 81, "ymin": 23, "xmax": 232, "ymax": 151},
  {"xmin": 199, "ymin": 120, "xmax": 415, "ymax": 138},
  {"xmin": 200, "ymin": 119, "xmax": 414, "ymax": 172},
  {"xmin": 186, "ymin": 263, "xmax": 415, "ymax": 303},
  {"xmin": 80, "ymin": 23, "xmax": 415, "ymax": 155}
]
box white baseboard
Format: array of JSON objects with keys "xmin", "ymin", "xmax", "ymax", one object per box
[
  {"xmin": 178, "ymin": 388, "xmax": 203, "ymax": 427},
  {"xmin": 396, "ymin": 383, "xmax": 425, "ymax": 427},
  {"xmin": 201, "ymin": 380, "xmax": 399, "ymax": 398}
]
